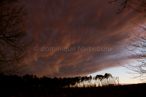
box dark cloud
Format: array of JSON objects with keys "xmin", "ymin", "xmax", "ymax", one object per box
[{"xmin": 21, "ymin": 0, "xmax": 146, "ymax": 77}]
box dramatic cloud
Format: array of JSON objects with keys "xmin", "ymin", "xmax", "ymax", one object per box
[{"xmin": 21, "ymin": 0, "xmax": 146, "ymax": 77}]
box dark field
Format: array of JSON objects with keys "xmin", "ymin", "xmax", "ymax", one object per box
[{"xmin": 1, "ymin": 83, "xmax": 146, "ymax": 97}]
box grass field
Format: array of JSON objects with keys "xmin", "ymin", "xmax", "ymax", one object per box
[{"xmin": 1, "ymin": 83, "xmax": 145, "ymax": 97}]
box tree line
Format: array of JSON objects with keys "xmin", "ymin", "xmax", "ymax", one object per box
[{"xmin": 0, "ymin": 73, "xmax": 119, "ymax": 88}]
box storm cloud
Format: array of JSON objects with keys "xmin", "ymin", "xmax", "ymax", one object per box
[{"xmin": 21, "ymin": 0, "xmax": 146, "ymax": 77}]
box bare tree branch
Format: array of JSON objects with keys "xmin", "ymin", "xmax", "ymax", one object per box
[
  {"xmin": 109, "ymin": 0, "xmax": 146, "ymax": 14},
  {"xmin": 0, "ymin": 0, "xmax": 30, "ymax": 75}
]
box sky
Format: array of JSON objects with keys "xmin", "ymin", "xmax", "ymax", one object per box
[
  {"xmin": 89, "ymin": 66, "xmax": 144, "ymax": 84},
  {"xmin": 19, "ymin": 0, "xmax": 146, "ymax": 83}
]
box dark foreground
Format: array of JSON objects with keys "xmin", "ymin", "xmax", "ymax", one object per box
[{"xmin": 0, "ymin": 83, "xmax": 146, "ymax": 97}]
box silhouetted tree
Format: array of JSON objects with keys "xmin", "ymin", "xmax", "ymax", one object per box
[
  {"xmin": 110, "ymin": 0, "xmax": 146, "ymax": 80},
  {"xmin": 0, "ymin": 0, "xmax": 29, "ymax": 74},
  {"xmin": 103, "ymin": 73, "xmax": 112, "ymax": 85},
  {"xmin": 124, "ymin": 32, "xmax": 146, "ymax": 79},
  {"xmin": 95, "ymin": 75, "xmax": 104, "ymax": 81},
  {"xmin": 89, "ymin": 75, "xmax": 92, "ymax": 80}
]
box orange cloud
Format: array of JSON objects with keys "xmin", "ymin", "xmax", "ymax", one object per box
[{"xmin": 21, "ymin": 0, "xmax": 146, "ymax": 77}]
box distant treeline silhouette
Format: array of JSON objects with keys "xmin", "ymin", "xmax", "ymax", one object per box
[{"xmin": 0, "ymin": 73, "xmax": 119, "ymax": 88}]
